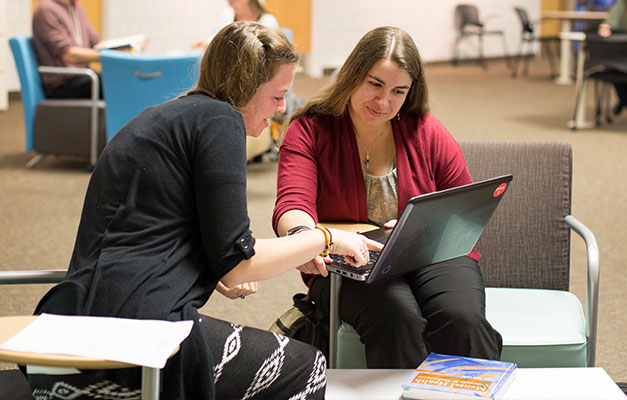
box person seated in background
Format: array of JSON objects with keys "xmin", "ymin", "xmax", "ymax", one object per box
[
  {"xmin": 597, "ymin": 0, "xmax": 627, "ymax": 116},
  {"xmin": 32, "ymin": 0, "xmax": 148, "ymax": 100},
  {"xmin": 272, "ymin": 26, "xmax": 503, "ymax": 369},
  {"xmin": 32, "ymin": 0, "xmax": 103, "ymax": 99},
  {"xmin": 26, "ymin": 22, "xmax": 381, "ymax": 400},
  {"xmin": 192, "ymin": 0, "xmax": 279, "ymax": 49}
]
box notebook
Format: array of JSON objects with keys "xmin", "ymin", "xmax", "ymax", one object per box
[{"xmin": 327, "ymin": 174, "xmax": 513, "ymax": 284}]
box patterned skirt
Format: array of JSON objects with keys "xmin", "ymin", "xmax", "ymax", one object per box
[{"xmin": 27, "ymin": 315, "xmax": 327, "ymax": 400}]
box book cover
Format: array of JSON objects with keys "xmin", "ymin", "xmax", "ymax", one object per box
[{"xmin": 401, "ymin": 353, "xmax": 517, "ymax": 399}]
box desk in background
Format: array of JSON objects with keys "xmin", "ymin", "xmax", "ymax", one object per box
[
  {"xmin": 326, "ymin": 368, "xmax": 626, "ymax": 400},
  {"xmin": 541, "ymin": 11, "xmax": 608, "ymax": 85}
]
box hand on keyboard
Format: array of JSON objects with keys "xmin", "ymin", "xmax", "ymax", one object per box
[{"xmin": 329, "ymin": 250, "xmax": 380, "ymax": 270}]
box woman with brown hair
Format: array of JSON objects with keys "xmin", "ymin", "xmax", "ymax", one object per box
[
  {"xmin": 27, "ymin": 22, "xmax": 380, "ymax": 400},
  {"xmin": 273, "ymin": 26, "xmax": 502, "ymax": 368}
]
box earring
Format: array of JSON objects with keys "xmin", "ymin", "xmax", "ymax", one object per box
[{"xmin": 396, "ymin": 113, "xmax": 400, "ymax": 121}]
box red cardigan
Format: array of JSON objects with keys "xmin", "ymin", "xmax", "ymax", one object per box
[{"xmin": 272, "ymin": 112, "xmax": 480, "ymax": 284}]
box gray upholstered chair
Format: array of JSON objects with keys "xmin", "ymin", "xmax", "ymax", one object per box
[{"xmin": 329, "ymin": 141, "xmax": 599, "ymax": 369}]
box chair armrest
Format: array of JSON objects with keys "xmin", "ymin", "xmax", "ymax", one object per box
[
  {"xmin": 0, "ymin": 270, "xmax": 66, "ymax": 285},
  {"xmin": 37, "ymin": 66, "xmax": 100, "ymax": 103},
  {"xmin": 37, "ymin": 66, "xmax": 100, "ymax": 96},
  {"xmin": 565, "ymin": 215, "xmax": 599, "ymax": 367},
  {"xmin": 37, "ymin": 66, "xmax": 101, "ymax": 167}
]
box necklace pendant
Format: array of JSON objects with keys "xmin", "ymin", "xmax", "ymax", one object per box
[{"xmin": 364, "ymin": 154, "xmax": 370, "ymax": 169}]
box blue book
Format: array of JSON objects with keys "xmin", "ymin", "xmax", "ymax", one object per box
[{"xmin": 401, "ymin": 353, "xmax": 517, "ymax": 399}]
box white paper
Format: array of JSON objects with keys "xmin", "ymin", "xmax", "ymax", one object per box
[
  {"xmin": 0, "ymin": 313, "xmax": 193, "ymax": 369},
  {"xmin": 94, "ymin": 34, "xmax": 146, "ymax": 51}
]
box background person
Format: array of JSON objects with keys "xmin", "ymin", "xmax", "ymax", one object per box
[
  {"xmin": 192, "ymin": 0, "xmax": 279, "ymax": 49},
  {"xmin": 27, "ymin": 22, "xmax": 380, "ymax": 400},
  {"xmin": 597, "ymin": 0, "xmax": 627, "ymax": 116},
  {"xmin": 32, "ymin": 0, "xmax": 103, "ymax": 98},
  {"xmin": 273, "ymin": 26, "xmax": 502, "ymax": 369}
]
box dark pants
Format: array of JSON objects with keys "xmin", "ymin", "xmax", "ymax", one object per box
[
  {"xmin": 48, "ymin": 75, "xmax": 103, "ymax": 99},
  {"xmin": 310, "ymin": 256, "xmax": 502, "ymax": 368},
  {"xmin": 614, "ymin": 83, "xmax": 627, "ymax": 107},
  {"xmin": 201, "ymin": 315, "xmax": 326, "ymax": 400}
]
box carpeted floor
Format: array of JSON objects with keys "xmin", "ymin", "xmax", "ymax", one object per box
[{"xmin": 1, "ymin": 58, "xmax": 626, "ymax": 382}]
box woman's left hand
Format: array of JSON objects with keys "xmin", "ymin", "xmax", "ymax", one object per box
[
  {"xmin": 383, "ymin": 219, "xmax": 397, "ymax": 229},
  {"xmin": 217, "ymin": 281, "xmax": 258, "ymax": 300}
]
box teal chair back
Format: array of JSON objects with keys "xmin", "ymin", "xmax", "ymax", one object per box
[
  {"xmin": 100, "ymin": 50, "xmax": 202, "ymax": 141},
  {"xmin": 8, "ymin": 37, "xmax": 46, "ymax": 152}
]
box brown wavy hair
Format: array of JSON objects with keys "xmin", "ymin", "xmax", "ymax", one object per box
[
  {"xmin": 290, "ymin": 26, "xmax": 429, "ymax": 122},
  {"xmin": 189, "ymin": 21, "xmax": 298, "ymax": 110}
]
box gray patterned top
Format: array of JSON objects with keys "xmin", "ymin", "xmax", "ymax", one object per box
[{"xmin": 364, "ymin": 160, "xmax": 399, "ymax": 226}]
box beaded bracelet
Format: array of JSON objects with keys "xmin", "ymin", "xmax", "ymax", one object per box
[{"xmin": 314, "ymin": 224, "xmax": 333, "ymax": 257}]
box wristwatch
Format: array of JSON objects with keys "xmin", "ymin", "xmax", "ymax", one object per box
[{"xmin": 286, "ymin": 225, "xmax": 312, "ymax": 236}]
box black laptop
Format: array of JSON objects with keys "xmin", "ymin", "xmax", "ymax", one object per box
[{"xmin": 327, "ymin": 174, "xmax": 513, "ymax": 284}]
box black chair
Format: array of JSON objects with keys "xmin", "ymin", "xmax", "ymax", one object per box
[
  {"xmin": 452, "ymin": 4, "xmax": 510, "ymax": 69},
  {"xmin": 511, "ymin": 7, "xmax": 559, "ymax": 78},
  {"xmin": 572, "ymin": 33, "xmax": 627, "ymax": 128}
]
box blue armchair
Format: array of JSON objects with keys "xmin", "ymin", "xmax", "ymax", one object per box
[
  {"xmin": 99, "ymin": 50, "xmax": 201, "ymax": 142},
  {"xmin": 9, "ymin": 37, "xmax": 105, "ymax": 168}
]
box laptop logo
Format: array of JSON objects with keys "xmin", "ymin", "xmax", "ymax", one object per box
[
  {"xmin": 493, "ymin": 183, "xmax": 508, "ymax": 197},
  {"xmin": 381, "ymin": 265, "xmax": 392, "ymax": 275}
]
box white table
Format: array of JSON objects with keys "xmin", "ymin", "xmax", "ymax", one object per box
[
  {"xmin": 326, "ymin": 368, "xmax": 626, "ymax": 400},
  {"xmin": 541, "ymin": 11, "xmax": 608, "ymax": 85}
]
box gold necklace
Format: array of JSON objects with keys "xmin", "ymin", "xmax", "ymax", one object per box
[{"xmin": 354, "ymin": 126, "xmax": 389, "ymax": 171}]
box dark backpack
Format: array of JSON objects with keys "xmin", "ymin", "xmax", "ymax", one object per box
[{"xmin": 269, "ymin": 293, "xmax": 329, "ymax": 361}]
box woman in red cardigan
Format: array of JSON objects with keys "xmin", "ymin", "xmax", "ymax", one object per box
[{"xmin": 273, "ymin": 26, "xmax": 502, "ymax": 368}]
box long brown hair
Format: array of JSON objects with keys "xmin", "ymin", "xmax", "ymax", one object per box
[
  {"xmin": 189, "ymin": 21, "xmax": 298, "ymax": 110},
  {"xmin": 291, "ymin": 26, "xmax": 429, "ymax": 122}
]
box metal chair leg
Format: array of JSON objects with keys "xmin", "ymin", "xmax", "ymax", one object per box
[
  {"xmin": 26, "ymin": 153, "xmax": 45, "ymax": 169},
  {"xmin": 141, "ymin": 366, "xmax": 160, "ymax": 400},
  {"xmin": 329, "ymin": 273, "xmax": 342, "ymax": 369},
  {"xmin": 478, "ymin": 34, "xmax": 487, "ymax": 69}
]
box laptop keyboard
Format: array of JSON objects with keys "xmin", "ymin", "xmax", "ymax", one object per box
[{"xmin": 329, "ymin": 250, "xmax": 380, "ymax": 271}]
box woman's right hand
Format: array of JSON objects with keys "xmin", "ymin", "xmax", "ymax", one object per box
[
  {"xmin": 295, "ymin": 229, "xmax": 384, "ymax": 276},
  {"xmin": 327, "ymin": 228, "xmax": 384, "ymax": 267}
]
